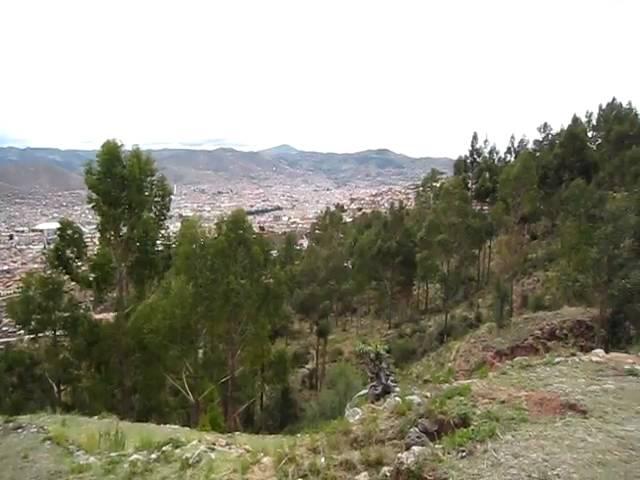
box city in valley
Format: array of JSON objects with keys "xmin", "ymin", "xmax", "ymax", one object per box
[{"xmin": 0, "ymin": 174, "xmax": 419, "ymax": 337}]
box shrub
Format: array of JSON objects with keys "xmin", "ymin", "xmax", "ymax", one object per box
[
  {"xmin": 527, "ymin": 292, "xmax": 547, "ymax": 312},
  {"xmin": 438, "ymin": 383, "xmax": 471, "ymax": 401},
  {"xmin": 360, "ymin": 445, "xmax": 394, "ymax": 468},
  {"xmin": 389, "ymin": 337, "xmax": 419, "ymax": 367},
  {"xmin": 492, "ymin": 278, "xmax": 511, "ymax": 329},
  {"xmin": 301, "ymin": 362, "xmax": 364, "ymax": 426}
]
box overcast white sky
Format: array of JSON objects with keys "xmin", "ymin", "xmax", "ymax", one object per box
[{"xmin": 0, "ymin": 0, "xmax": 638, "ymax": 157}]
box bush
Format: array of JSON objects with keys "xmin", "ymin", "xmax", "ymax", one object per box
[
  {"xmin": 527, "ymin": 293, "xmax": 547, "ymax": 312},
  {"xmin": 261, "ymin": 384, "xmax": 300, "ymax": 433},
  {"xmin": 389, "ymin": 337, "xmax": 419, "ymax": 367},
  {"xmin": 492, "ymin": 278, "xmax": 511, "ymax": 329},
  {"xmin": 301, "ymin": 362, "xmax": 364, "ymax": 426},
  {"xmin": 0, "ymin": 347, "xmax": 52, "ymax": 415}
]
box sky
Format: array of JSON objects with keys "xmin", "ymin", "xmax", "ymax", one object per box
[{"xmin": 0, "ymin": 0, "xmax": 638, "ymax": 158}]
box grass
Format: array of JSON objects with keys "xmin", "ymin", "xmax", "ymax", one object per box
[
  {"xmin": 444, "ymin": 359, "xmax": 640, "ymax": 479},
  {"xmin": 10, "ymin": 413, "xmax": 297, "ymax": 479}
]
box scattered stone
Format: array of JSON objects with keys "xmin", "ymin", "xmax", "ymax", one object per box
[
  {"xmin": 383, "ymin": 395, "xmax": 402, "ymax": 410},
  {"xmin": 379, "ymin": 466, "xmax": 393, "ymax": 478},
  {"xmin": 456, "ymin": 448, "xmax": 469, "ymax": 459},
  {"xmin": 160, "ymin": 444, "xmax": 174, "ymax": 455},
  {"xmin": 355, "ymin": 472, "xmax": 370, "ymax": 480},
  {"xmin": 184, "ymin": 445, "xmax": 215, "ymax": 465},
  {"xmin": 404, "ymin": 394, "xmax": 425, "ymax": 407},
  {"xmin": 127, "ymin": 453, "xmax": 146, "ymax": 464},
  {"xmin": 394, "ymin": 445, "xmax": 427, "ymax": 469},
  {"xmin": 345, "ymin": 407, "xmax": 364, "ymax": 423},
  {"xmin": 404, "ymin": 427, "xmax": 429, "ymax": 449},
  {"xmin": 416, "ymin": 418, "xmax": 439, "ymax": 436}
]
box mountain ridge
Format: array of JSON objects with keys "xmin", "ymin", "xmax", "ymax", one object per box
[{"xmin": 0, "ymin": 145, "xmax": 452, "ymax": 192}]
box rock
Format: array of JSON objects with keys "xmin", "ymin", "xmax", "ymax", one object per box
[
  {"xmin": 416, "ymin": 418, "xmax": 439, "ymax": 436},
  {"xmin": 127, "ymin": 453, "xmax": 146, "ymax": 467},
  {"xmin": 379, "ymin": 466, "xmax": 393, "ymax": 478},
  {"xmin": 187, "ymin": 445, "xmax": 214, "ymax": 465},
  {"xmin": 345, "ymin": 407, "xmax": 364, "ymax": 423},
  {"xmin": 383, "ymin": 395, "xmax": 402, "ymax": 410},
  {"xmin": 355, "ymin": 472, "xmax": 370, "ymax": 480},
  {"xmin": 248, "ymin": 455, "xmax": 276, "ymax": 478},
  {"xmin": 590, "ymin": 356, "xmax": 605, "ymax": 363},
  {"xmin": 404, "ymin": 427, "xmax": 429, "ymax": 449},
  {"xmin": 404, "ymin": 394, "xmax": 424, "ymax": 407},
  {"xmin": 553, "ymin": 357, "xmax": 566, "ymax": 364},
  {"xmin": 590, "ymin": 348, "xmax": 606, "ymax": 357},
  {"xmin": 395, "ymin": 446, "xmax": 427, "ymax": 469}
]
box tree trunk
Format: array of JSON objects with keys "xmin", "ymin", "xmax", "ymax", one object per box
[
  {"xmin": 386, "ymin": 282, "xmax": 393, "ymax": 330},
  {"xmin": 476, "ymin": 247, "xmax": 483, "ymax": 291},
  {"xmin": 486, "ymin": 239, "xmax": 492, "ymax": 284},
  {"xmin": 509, "ymin": 277, "xmax": 515, "ymax": 319},
  {"xmin": 259, "ymin": 362, "xmax": 265, "ymax": 431},
  {"xmin": 425, "ymin": 281, "xmax": 430, "ymax": 319},
  {"xmin": 320, "ymin": 337, "xmax": 328, "ymax": 391},
  {"xmin": 190, "ymin": 399, "xmax": 201, "ymax": 428},
  {"xmin": 225, "ymin": 348, "xmax": 238, "ymax": 431},
  {"xmin": 598, "ymin": 293, "xmax": 609, "ymax": 351},
  {"xmin": 315, "ymin": 332, "xmax": 321, "ymax": 392}
]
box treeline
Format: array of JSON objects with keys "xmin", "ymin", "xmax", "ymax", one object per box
[{"xmin": 2, "ymin": 99, "xmax": 640, "ymax": 432}]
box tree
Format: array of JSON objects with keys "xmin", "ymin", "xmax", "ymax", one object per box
[
  {"xmin": 47, "ymin": 218, "xmax": 87, "ymax": 285},
  {"xmin": 351, "ymin": 203, "xmax": 416, "ymax": 328},
  {"xmin": 202, "ymin": 210, "xmax": 285, "ymax": 430},
  {"xmin": 592, "ymin": 98, "xmax": 640, "ymax": 191},
  {"xmin": 558, "ymin": 180, "xmax": 637, "ymax": 348},
  {"xmin": 419, "ymin": 178, "xmax": 476, "ymax": 339},
  {"xmin": 6, "ymin": 272, "xmax": 90, "ymax": 409},
  {"xmin": 85, "ymin": 140, "xmax": 172, "ymax": 311}
]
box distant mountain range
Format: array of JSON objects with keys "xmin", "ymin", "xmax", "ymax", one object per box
[{"xmin": 0, "ymin": 145, "xmax": 452, "ymax": 193}]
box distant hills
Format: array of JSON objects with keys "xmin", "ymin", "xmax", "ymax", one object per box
[{"xmin": 0, "ymin": 145, "xmax": 452, "ymax": 192}]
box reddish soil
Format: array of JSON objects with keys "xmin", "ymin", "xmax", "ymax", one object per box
[
  {"xmin": 524, "ymin": 391, "xmax": 588, "ymax": 417},
  {"xmin": 473, "ymin": 385, "xmax": 588, "ymax": 418},
  {"xmin": 454, "ymin": 311, "xmax": 597, "ymax": 378}
]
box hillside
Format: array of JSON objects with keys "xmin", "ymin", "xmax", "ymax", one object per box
[
  {"xmin": 0, "ymin": 146, "xmax": 452, "ymax": 192},
  {"xmin": 2, "ymin": 308, "xmax": 639, "ymax": 479}
]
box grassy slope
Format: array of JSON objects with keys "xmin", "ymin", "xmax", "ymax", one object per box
[{"xmin": 1, "ymin": 308, "xmax": 639, "ymax": 479}]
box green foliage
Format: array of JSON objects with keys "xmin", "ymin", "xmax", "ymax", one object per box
[
  {"xmin": 85, "ymin": 140, "xmax": 172, "ymax": 308},
  {"xmin": 47, "ymin": 218, "xmax": 87, "ymax": 284},
  {"xmin": 436, "ymin": 383, "xmax": 472, "ymax": 401},
  {"xmin": 441, "ymin": 418, "xmax": 498, "ymax": 451},
  {"xmin": 624, "ymin": 367, "xmax": 640, "ymax": 377},
  {"xmin": 301, "ymin": 362, "xmax": 364, "ymax": 426},
  {"xmin": 389, "ymin": 336, "xmax": 420, "ymax": 367},
  {"xmin": 527, "ymin": 293, "xmax": 548, "ymax": 312},
  {"xmin": 0, "ymin": 347, "xmax": 51, "ymax": 414},
  {"xmin": 492, "ymin": 277, "xmax": 511, "ymax": 328}
]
